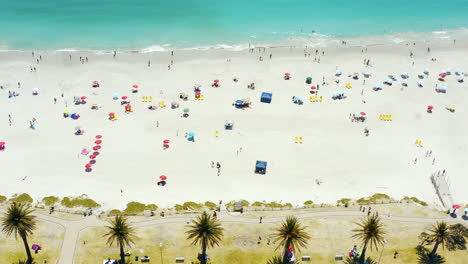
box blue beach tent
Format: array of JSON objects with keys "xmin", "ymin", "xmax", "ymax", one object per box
[{"xmin": 260, "ymin": 92, "xmax": 272, "ymax": 103}]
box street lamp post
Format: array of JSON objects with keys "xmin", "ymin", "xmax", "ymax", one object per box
[
  {"xmin": 377, "ymin": 238, "xmax": 388, "ymax": 264},
  {"xmin": 160, "ymin": 242, "xmax": 164, "ymax": 264}
]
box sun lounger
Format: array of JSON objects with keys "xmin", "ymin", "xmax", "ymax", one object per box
[
  {"xmin": 175, "ymin": 257, "xmax": 185, "ymax": 263},
  {"xmin": 295, "ymin": 137, "xmax": 299, "ymax": 143},
  {"xmin": 159, "ymin": 101, "xmax": 166, "ymax": 107},
  {"xmin": 299, "ymin": 137, "xmax": 303, "ymax": 143},
  {"xmin": 319, "ymin": 96, "xmax": 323, "ymax": 102}
]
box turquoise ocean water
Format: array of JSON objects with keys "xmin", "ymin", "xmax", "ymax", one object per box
[{"xmin": 1, "ymin": 0, "xmax": 468, "ymax": 50}]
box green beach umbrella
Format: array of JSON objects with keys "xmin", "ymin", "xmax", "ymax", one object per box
[{"xmin": 183, "ymin": 108, "xmax": 190, "ymax": 113}]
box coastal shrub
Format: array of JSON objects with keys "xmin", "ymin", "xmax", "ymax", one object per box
[
  {"xmin": 9, "ymin": 193, "xmax": 33, "ymax": 203},
  {"xmin": 124, "ymin": 202, "xmax": 146, "ymax": 215},
  {"xmin": 371, "ymin": 193, "xmax": 390, "ymax": 200},
  {"xmin": 240, "ymin": 200, "xmax": 250, "ymax": 207},
  {"xmin": 226, "ymin": 200, "xmax": 250, "ymax": 208},
  {"xmin": 61, "ymin": 194, "xmax": 100, "ymax": 208},
  {"xmin": 402, "ymin": 196, "xmax": 428, "ymax": 206},
  {"xmin": 42, "ymin": 196, "xmax": 60, "ymax": 206},
  {"xmin": 337, "ymin": 198, "xmax": 351, "ymax": 205},
  {"xmin": 304, "ymin": 200, "xmax": 314, "ymax": 206},
  {"xmin": 204, "ymin": 201, "xmax": 217, "ymax": 209},
  {"xmin": 108, "ymin": 209, "xmax": 122, "ymax": 216},
  {"xmin": 0, "ymin": 195, "xmax": 7, "ymax": 203},
  {"xmin": 251, "ymin": 201, "xmax": 264, "ymax": 207},
  {"xmin": 174, "ymin": 204, "xmax": 183, "ymax": 211},
  {"xmin": 182, "ymin": 201, "xmax": 203, "ymax": 210},
  {"xmin": 145, "ymin": 204, "xmax": 158, "ymax": 211}
]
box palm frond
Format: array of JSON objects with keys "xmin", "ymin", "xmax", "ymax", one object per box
[
  {"xmin": 352, "ymin": 213, "xmax": 386, "ymax": 251},
  {"xmin": 1, "ymin": 203, "xmax": 37, "ymax": 239},
  {"xmin": 186, "ymin": 212, "xmax": 224, "ymax": 249},
  {"xmin": 103, "ymin": 215, "xmax": 136, "ymax": 248},
  {"xmin": 272, "ymin": 216, "xmax": 310, "ymax": 252}
]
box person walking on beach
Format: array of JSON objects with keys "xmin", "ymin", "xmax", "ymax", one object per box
[
  {"xmin": 259, "ymin": 216, "xmax": 263, "ymax": 224},
  {"xmin": 8, "ymin": 114, "xmax": 12, "ymax": 126},
  {"xmin": 54, "ymin": 98, "xmax": 57, "ymax": 104},
  {"xmin": 148, "ymin": 60, "xmax": 151, "ymax": 67},
  {"xmin": 17, "ymin": 82, "xmax": 21, "ymax": 88}
]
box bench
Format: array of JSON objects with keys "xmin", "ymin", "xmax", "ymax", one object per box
[
  {"xmin": 175, "ymin": 257, "xmax": 185, "ymax": 263},
  {"xmin": 301, "ymin": 256, "xmax": 311, "ymax": 261}
]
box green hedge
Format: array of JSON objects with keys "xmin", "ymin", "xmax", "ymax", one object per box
[
  {"xmin": 124, "ymin": 202, "xmax": 146, "ymax": 214},
  {"xmin": 61, "ymin": 195, "xmax": 100, "ymax": 208},
  {"xmin": 42, "ymin": 196, "xmax": 60, "ymax": 206},
  {"xmin": 0, "ymin": 195, "xmax": 7, "ymax": 203},
  {"xmin": 9, "ymin": 193, "xmax": 33, "ymax": 203}
]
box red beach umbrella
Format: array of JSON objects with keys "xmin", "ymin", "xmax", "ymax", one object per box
[
  {"xmin": 85, "ymin": 163, "xmax": 92, "ymax": 168},
  {"xmin": 92, "ymin": 146, "xmax": 101, "ymax": 151},
  {"xmin": 452, "ymin": 204, "xmax": 461, "ymax": 209},
  {"xmin": 121, "ymin": 96, "xmax": 128, "ymax": 100},
  {"xmin": 439, "ymin": 73, "xmax": 446, "ymax": 78},
  {"xmin": 95, "ymin": 135, "xmax": 102, "ymax": 139},
  {"xmin": 163, "ymin": 140, "xmax": 170, "ymax": 144},
  {"xmin": 81, "ymin": 96, "xmax": 87, "ymax": 100},
  {"xmin": 214, "ymin": 80, "xmax": 219, "ymax": 83},
  {"xmin": 360, "ymin": 112, "xmax": 366, "ymax": 116},
  {"xmin": 159, "ymin": 175, "xmax": 167, "ymax": 181},
  {"xmin": 108, "ymin": 112, "xmax": 115, "ymax": 117},
  {"xmin": 310, "ymin": 86, "xmax": 316, "ymax": 90},
  {"xmin": 428, "ymin": 105, "xmax": 434, "ymax": 110},
  {"xmin": 132, "ymin": 85, "xmax": 138, "ymax": 88},
  {"xmin": 285, "ymin": 73, "xmax": 291, "ymax": 76},
  {"xmin": 95, "ymin": 140, "xmax": 102, "ymax": 144},
  {"xmin": 89, "ymin": 155, "xmax": 97, "ymax": 159}
]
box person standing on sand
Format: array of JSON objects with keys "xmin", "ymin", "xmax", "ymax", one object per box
[
  {"xmin": 259, "ymin": 216, "xmax": 263, "ymax": 224},
  {"xmin": 148, "ymin": 60, "xmax": 151, "ymax": 67},
  {"xmin": 8, "ymin": 114, "xmax": 12, "ymax": 126},
  {"xmin": 54, "ymin": 98, "xmax": 57, "ymax": 104}
]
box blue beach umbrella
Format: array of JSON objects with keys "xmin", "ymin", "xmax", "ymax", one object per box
[
  {"xmin": 401, "ymin": 72, "xmax": 409, "ymax": 78},
  {"xmin": 418, "ymin": 80, "xmax": 424, "ymax": 86},
  {"xmin": 335, "ymin": 70, "xmax": 342, "ymax": 76},
  {"xmin": 374, "ymin": 83, "xmax": 382, "ymax": 89},
  {"xmin": 424, "ymin": 69, "xmax": 429, "ymax": 74},
  {"xmin": 188, "ymin": 131, "xmax": 195, "ymax": 137},
  {"xmin": 402, "ymin": 80, "xmax": 408, "ymax": 85},
  {"xmin": 235, "ymin": 100, "xmax": 243, "ymax": 104},
  {"xmin": 363, "ymin": 72, "xmax": 371, "ymax": 77}
]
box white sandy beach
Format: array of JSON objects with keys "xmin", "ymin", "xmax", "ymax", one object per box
[{"xmin": 1, "ymin": 38, "xmax": 467, "ymax": 210}]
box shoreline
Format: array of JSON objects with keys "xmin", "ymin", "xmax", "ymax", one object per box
[{"xmin": 1, "ymin": 28, "xmax": 468, "ymax": 53}]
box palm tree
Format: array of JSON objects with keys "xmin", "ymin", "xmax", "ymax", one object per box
[
  {"xmin": 1, "ymin": 202, "xmax": 37, "ymax": 264},
  {"xmin": 103, "ymin": 215, "xmax": 136, "ymax": 264},
  {"xmin": 352, "ymin": 213, "xmax": 386, "ymax": 264},
  {"xmin": 272, "ymin": 216, "xmax": 310, "ymax": 264},
  {"xmin": 426, "ymin": 222, "xmax": 468, "ymax": 256},
  {"xmin": 186, "ymin": 211, "xmax": 224, "ymax": 264},
  {"xmin": 344, "ymin": 256, "xmax": 377, "ymax": 264},
  {"xmin": 427, "ymin": 222, "xmax": 450, "ymax": 257}
]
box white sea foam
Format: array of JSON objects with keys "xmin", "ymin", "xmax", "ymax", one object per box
[{"xmin": 140, "ymin": 45, "xmax": 167, "ymax": 53}]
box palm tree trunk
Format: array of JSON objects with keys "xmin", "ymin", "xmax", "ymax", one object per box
[
  {"xmin": 20, "ymin": 231, "xmax": 33, "ymax": 264},
  {"xmin": 119, "ymin": 241, "xmax": 125, "ymax": 264},
  {"xmin": 201, "ymin": 240, "xmax": 207, "ymax": 264},
  {"xmin": 358, "ymin": 241, "xmax": 368, "ymax": 264},
  {"xmin": 430, "ymin": 241, "xmax": 440, "ymax": 257},
  {"xmin": 282, "ymin": 241, "xmax": 291, "ymax": 264}
]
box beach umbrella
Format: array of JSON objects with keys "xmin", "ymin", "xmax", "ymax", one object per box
[
  {"xmin": 81, "ymin": 96, "xmax": 87, "ymax": 100},
  {"xmin": 194, "ymin": 83, "xmax": 202, "ymax": 89},
  {"xmin": 452, "ymin": 204, "xmax": 461, "ymax": 209},
  {"xmin": 121, "ymin": 96, "xmax": 128, "ymax": 100},
  {"xmin": 354, "ymin": 113, "xmax": 362, "ymax": 117},
  {"xmin": 95, "ymin": 140, "xmax": 102, "ymax": 145},
  {"xmin": 92, "ymin": 146, "xmax": 101, "ymax": 151},
  {"xmin": 428, "ymin": 105, "xmax": 434, "ymax": 110},
  {"xmin": 112, "ymin": 93, "xmax": 119, "ymax": 99},
  {"xmin": 85, "ymin": 163, "xmax": 92, "ymax": 168},
  {"xmin": 109, "ymin": 113, "xmax": 115, "ymax": 117},
  {"xmin": 384, "ymin": 77, "xmax": 393, "ymax": 83},
  {"xmin": 455, "ymin": 68, "xmax": 462, "ymax": 75},
  {"xmin": 32, "ymin": 87, "xmax": 38, "ymax": 92},
  {"xmin": 335, "ymin": 70, "xmax": 342, "ymax": 76},
  {"xmin": 284, "ymin": 73, "xmax": 290, "ymax": 76},
  {"xmin": 63, "ymin": 110, "xmax": 69, "ymax": 114},
  {"xmin": 392, "ymin": 73, "xmax": 398, "ymax": 79},
  {"xmin": 418, "ymin": 72, "xmax": 425, "ymax": 78},
  {"xmin": 183, "ymin": 108, "xmax": 190, "ymax": 113},
  {"xmin": 81, "ymin": 148, "xmax": 89, "ymax": 155},
  {"xmin": 214, "ymin": 79, "xmax": 220, "ymax": 83},
  {"xmin": 465, "ymin": 208, "xmax": 468, "ymax": 213},
  {"xmin": 424, "ymin": 69, "xmax": 429, "ymax": 74},
  {"xmin": 96, "ymin": 135, "xmax": 102, "ymax": 139},
  {"xmin": 163, "ymin": 140, "xmax": 170, "ymax": 144},
  {"xmin": 418, "ymin": 80, "xmax": 424, "ymax": 86},
  {"xmin": 402, "ymin": 80, "xmax": 408, "ymax": 85},
  {"xmin": 93, "ymin": 81, "xmax": 98, "ymax": 84},
  {"xmin": 32, "ymin": 244, "xmax": 40, "ymax": 250},
  {"xmin": 458, "ymin": 75, "xmax": 464, "ymax": 80},
  {"xmin": 360, "ymin": 112, "xmax": 366, "ymax": 116},
  {"xmin": 159, "ymin": 175, "xmax": 167, "ymax": 181},
  {"xmin": 132, "ymin": 85, "xmax": 138, "ymax": 88},
  {"xmin": 439, "ymin": 73, "xmax": 446, "ymax": 78},
  {"xmin": 89, "ymin": 155, "xmax": 97, "ymax": 159},
  {"xmin": 306, "ymin": 77, "xmax": 312, "ymax": 81},
  {"xmin": 188, "ymin": 131, "xmax": 195, "ymax": 137},
  {"xmin": 401, "ymin": 72, "xmax": 409, "ymax": 78},
  {"xmin": 235, "ymin": 100, "xmax": 243, "ymax": 104},
  {"xmin": 311, "ymin": 86, "xmax": 316, "ymax": 90}
]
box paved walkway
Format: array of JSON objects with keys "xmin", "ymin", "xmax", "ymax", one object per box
[{"xmin": 1, "ymin": 208, "xmax": 466, "ymax": 264}]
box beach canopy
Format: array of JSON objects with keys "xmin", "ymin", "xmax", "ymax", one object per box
[
  {"xmin": 260, "ymin": 92, "xmax": 273, "ymax": 103},
  {"xmin": 452, "ymin": 204, "xmax": 461, "ymax": 209},
  {"xmin": 188, "ymin": 132, "xmax": 195, "ymax": 137},
  {"xmin": 159, "ymin": 175, "xmax": 167, "ymax": 181},
  {"xmin": 418, "ymin": 72, "xmax": 425, "ymax": 77}
]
